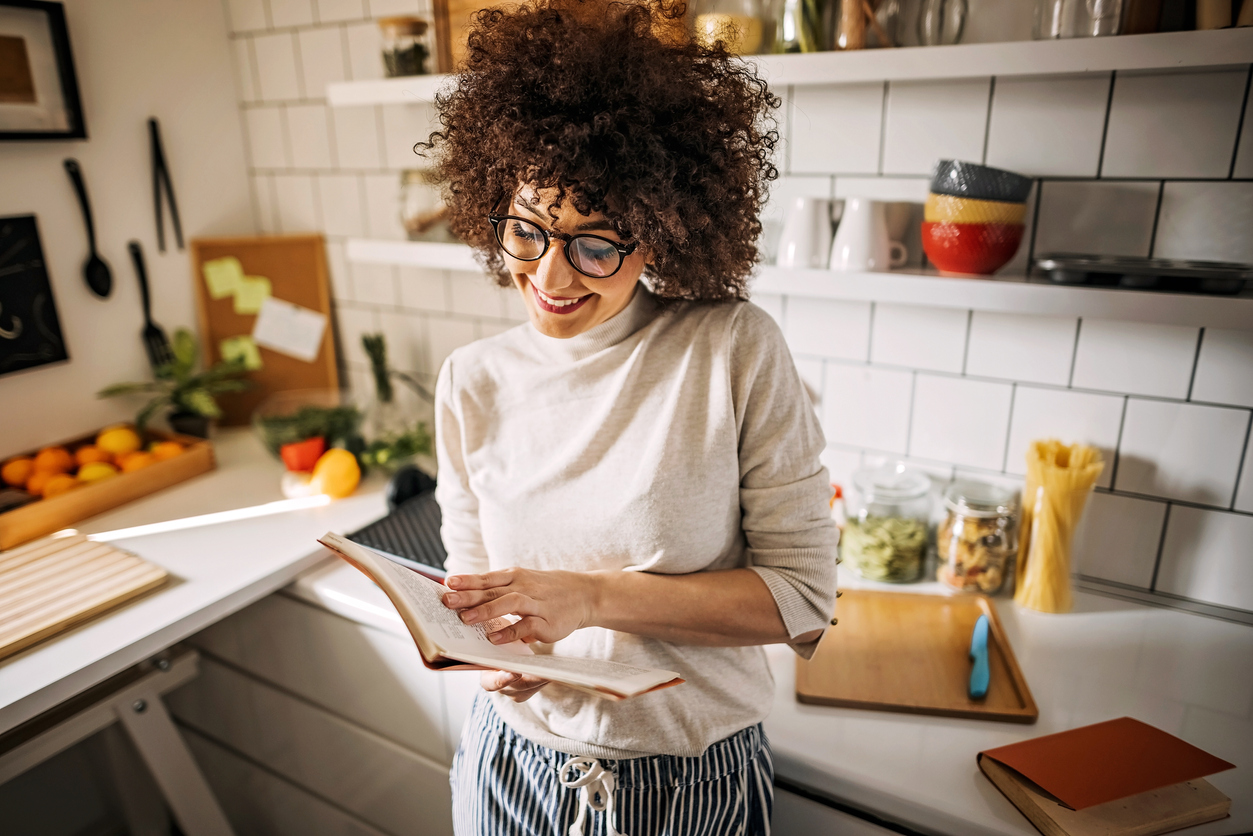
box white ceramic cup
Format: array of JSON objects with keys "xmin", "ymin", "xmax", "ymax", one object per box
[
  {"xmin": 776, "ymin": 197, "xmax": 835, "ymax": 269},
  {"xmin": 829, "ymin": 197, "xmax": 908, "ymax": 272}
]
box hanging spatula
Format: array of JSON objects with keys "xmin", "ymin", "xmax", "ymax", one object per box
[{"xmin": 128, "ymin": 241, "xmax": 174, "ymax": 371}]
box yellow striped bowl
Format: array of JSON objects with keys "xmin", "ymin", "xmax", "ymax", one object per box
[{"xmin": 925, "ymin": 193, "xmax": 1027, "ymax": 225}]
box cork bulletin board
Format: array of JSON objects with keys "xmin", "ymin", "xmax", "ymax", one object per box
[{"xmin": 190, "ymin": 234, "xmax": 338, "ymax": 426}]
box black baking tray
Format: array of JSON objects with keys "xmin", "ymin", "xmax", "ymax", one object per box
[{"xmin": 1034, "ymin": 254, "xmax": 1253, "ymax": 295}]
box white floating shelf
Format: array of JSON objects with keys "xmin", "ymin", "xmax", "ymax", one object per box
[
  {"xmin": 346, "ymin": 239, "xmax": 480, "ymax": 271},
  {"xmin": 327, "ymin": 29, "xmax": 1253, "ymax": 106},
  {"xmin": 346, "ymin": 239, "xmax": 1253, "ymax": 328},
  {"xmin": 753, "ymin": 265, "xmax": 1253, "ymax": 329}
]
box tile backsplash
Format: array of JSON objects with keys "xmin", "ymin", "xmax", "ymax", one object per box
[{"xmin": 222, "ymin": 1, "xmax": 1253, "ymax": 623}]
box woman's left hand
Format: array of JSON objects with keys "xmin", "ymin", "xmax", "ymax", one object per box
[{"xmin": 441, "ymin": 567, "xmax": 599, "ymax": 645}]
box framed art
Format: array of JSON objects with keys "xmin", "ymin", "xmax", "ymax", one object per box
[
  {"xmin": 0, "ymin": 215, "xmax": 69, "ymax": 377},
  {"xmin": 0, "ymin": 0, "xmax": 85, "ymax": 140}
]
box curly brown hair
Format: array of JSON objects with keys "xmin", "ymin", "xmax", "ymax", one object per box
[{"xmin": 419, "ymin": 0, "xmax": 780, "ymax": 302}]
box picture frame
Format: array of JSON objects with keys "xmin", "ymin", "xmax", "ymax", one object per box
[{"xmin": 0, "ymin": 0, "xmax": 86, "ymax": 141}]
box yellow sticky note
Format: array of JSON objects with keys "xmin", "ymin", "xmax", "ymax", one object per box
[
  {"xmin": 203, "ymin": 257, "xmax": 244, "ymax": 300},
  {"xmin": 233, "ymin": 275, "xmax": 272, "ymax": 315},
  {"xmin": 220, "ymin": 335, "xmax": 263, "ymax": 370}
]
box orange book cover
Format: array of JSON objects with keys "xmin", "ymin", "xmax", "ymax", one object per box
[{"xmin": 978, "ymin": 717, "xmax": 1235, "ymax": 810}]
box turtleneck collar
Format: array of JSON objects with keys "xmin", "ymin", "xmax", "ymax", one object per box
[{"xmin": 525, "ymin": 285, "xmax": 660, "ymax": 362}]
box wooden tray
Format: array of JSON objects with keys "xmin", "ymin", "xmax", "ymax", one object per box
[
  {"xmin": 0, "ymin": 430, "xmax": 214, "ymax": 551},
  {"xmin": 797, "ymin": 589, "xmax": 1038, "ymax": 723},
  {"xmin": 0, "ymin": 534, "xmax": 168, "ymax": 661}
]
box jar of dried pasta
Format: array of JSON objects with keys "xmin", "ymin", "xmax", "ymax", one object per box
[
  {"xmin": 842, "ymin": 462, "xmax": 931, "ymax": 583},
  {"xmin": 937, "ymin": 482, "xmax": 1018, "ymax": 594}
]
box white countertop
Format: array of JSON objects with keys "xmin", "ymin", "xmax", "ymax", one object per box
[
  {"xmin": 293, "ymin": 561, "xmax": 1253, "ymax": 836},
  {"xmin": 0, "ymin": 429, "xmax": 388, "ymax": 736}
]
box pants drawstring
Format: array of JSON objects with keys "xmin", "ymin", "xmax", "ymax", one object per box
[{"xmin": 558, "ymin": 756, "xmax": 627, "ymax": 836}]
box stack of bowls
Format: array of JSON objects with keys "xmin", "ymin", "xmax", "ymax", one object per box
[{"xmin": 922, "ymin": 160, "xmax": 1033, "ymax": 275}]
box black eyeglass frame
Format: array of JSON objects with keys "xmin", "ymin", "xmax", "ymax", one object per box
[{"xmin": 488, "ymin": 212, "xmax": 639, "ymax": 279}]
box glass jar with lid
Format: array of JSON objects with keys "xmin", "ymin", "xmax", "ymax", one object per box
[
  {"xmin": 937, "ymin": 481, "xmax": 1018, "ymax": 594},
  {"xmin": 379, "ymin": 16, "xmax": 433, "ymax": 77},
  {"xmin": 842, "ymin": 461, "xmax": 931, "ymax": 583}
]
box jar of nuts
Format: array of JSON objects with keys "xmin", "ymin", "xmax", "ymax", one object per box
[{"xmin": 937, "ymin": 481, "xmax": 1018, "ymax": 594}]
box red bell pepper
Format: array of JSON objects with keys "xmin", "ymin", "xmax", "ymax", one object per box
[{"xmin": 280, "ymin": 436, "xmax": 326, "ymax": 472}]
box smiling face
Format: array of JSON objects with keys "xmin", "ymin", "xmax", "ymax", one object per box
[{"xmin": 502, "ymin": 186, "xmax": 650, "ymax": 339}]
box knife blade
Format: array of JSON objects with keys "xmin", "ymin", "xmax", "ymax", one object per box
[{"xmin": 969, "ymin": 613, "xmax": 990, "ymax": 700}]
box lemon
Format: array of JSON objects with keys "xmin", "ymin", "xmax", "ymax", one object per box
[
  {"xmin": 311, "ymin": 449, "xmax": 361, "ymax": 499},
  {"xmin": 97, "ymin": 426, "xmax": 142, "ymax": 457},
  {"xmin": 78, "ymin": 462, "xmax": 120, "ymax": 483}
]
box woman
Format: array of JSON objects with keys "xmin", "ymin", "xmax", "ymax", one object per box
[{"xmin": 424, "ymin": 1, "xmax": 838, "ymax": 833}]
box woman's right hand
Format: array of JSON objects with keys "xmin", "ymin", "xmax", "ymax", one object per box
[{"xmin": 481, "ymin": 670, "xmax": 549, "ymax": 703}]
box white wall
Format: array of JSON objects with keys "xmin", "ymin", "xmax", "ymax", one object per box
[{"xmin": 0, "ymin": 0, "xmax": 253, "ymax": 458}]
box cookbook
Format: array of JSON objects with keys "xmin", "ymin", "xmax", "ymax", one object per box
[{"xmin": 318, "ymin": 532, "xmax": 684, "ymax": 700}]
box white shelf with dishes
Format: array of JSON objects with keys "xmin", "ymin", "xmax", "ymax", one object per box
[
  {"xmin": 345, "ymin": 238, "xmax": 1253, "ymax": 329},
  {"xmin": 327, "ymin": 28, "xmax": 1253, "ymax": 106}
]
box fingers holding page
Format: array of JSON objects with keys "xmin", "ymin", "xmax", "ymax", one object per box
[{"xmin": 480, "ymin": 669, "xmax": 549, "ymax": 702}]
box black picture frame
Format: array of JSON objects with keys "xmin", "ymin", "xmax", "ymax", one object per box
[
  {"xmin": 0, "ymin": 214, "xmax": 70, "ymax": 377},
  {"xmin": 0, "ymin": 0, "xmax": 86, "ymax": 141}
]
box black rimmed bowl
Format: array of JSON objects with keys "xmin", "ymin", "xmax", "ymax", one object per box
[{"xmin": 931, "ymin": 160, "xmax": 1033, "ymax": 203}]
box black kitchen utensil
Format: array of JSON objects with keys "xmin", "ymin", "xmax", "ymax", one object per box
[
  {"xmin": 63, "ymin": 158, "xmax": 112, "ymax": 298},
  {"xmin": 128, "ymin": 240, "xmax": 174, "ymax": 370},
  {"xmin": 149, "ymin": 118, "xmax": 184, "ymax": 252}
]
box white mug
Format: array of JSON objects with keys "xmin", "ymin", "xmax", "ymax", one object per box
[
  {"xmin": 776, "ymin": 197, "xmax": 834, "ymax": 269},
  {"xmin": 829, "ymin": 197, "xmax": 908, "ymax": 272}
]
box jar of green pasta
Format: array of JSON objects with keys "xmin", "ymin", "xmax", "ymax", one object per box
[{"xmin": 843, "ymin": 462, "xmax": 931, "ymax": 583}]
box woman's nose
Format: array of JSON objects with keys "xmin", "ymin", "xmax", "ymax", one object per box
[{"xmin": 533, "ymin": 243, "xmax": 578, "ymax": 291}]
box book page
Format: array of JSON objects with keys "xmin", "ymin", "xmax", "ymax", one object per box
[{"xmin": 452, "ymin": 650, "xmax": 681, "ymax": 696}]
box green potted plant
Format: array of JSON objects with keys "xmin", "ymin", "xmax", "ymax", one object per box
[{"xmin": 98, "ymin": 328, "xmax": 252, "ymax": 438}]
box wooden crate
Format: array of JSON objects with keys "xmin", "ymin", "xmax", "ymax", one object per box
[{"xmin": 0, "ymin": 430, "xmax": 215, "ymax": 551}]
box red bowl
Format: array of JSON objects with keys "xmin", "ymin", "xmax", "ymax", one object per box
[{"xmin": 921, "ymin": 221, "xmax": 1024, "ymax": 275}]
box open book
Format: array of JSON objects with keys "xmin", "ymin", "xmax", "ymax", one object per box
[{"xmin": 318, "ymin": 532, "xmax": 685, "ymax": 700}]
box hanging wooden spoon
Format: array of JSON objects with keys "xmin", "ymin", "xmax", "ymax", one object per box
[{"xmin": 63, "ymin": 158, "xmax": 112, "ymax": 298}]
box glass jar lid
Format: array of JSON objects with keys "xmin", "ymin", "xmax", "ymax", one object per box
[
  {"xmin": 943, "ymin": 480, "xmax": 1017, "ymax": 518},
  {"xmin": 852, "ymin": 461, "xmax": 931, "ymax": 502},
  {"xmin": 378, "ymin": 16, "xmax": 429, "ymax": 35}
]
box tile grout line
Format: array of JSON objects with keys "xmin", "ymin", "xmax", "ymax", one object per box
[
  {"xmin": 1148, "ymin": 503, "xmax": 1171, "ymax": 592},
  {"xmin": 904, "ymin": 370, "xmax": 917, "ymax": 456},
  {"xmin": 1230, "ymin": 411, "xmax": 1253, "ymax": 511},
  {"xmin": 980, "ymin": 77, "xmax": 996, "ymax": 165},
  {"xmin": 876, "ymin": 81, "xmax": 889, "ymax": 175},
  {"xmin": 1067, "ymin": 318, "xmax": 1083, "ymax": 388},
  {"xmin": 1185, "ymin": 327, "xmax": 1205, "ymax": 402},
  {"xmin": 1023, "ymin": 179, "xmax": 1043, "ymax": 272},
  {"xmin": 262, "ymin": 0, "xmax": 274, "ymax": 30},
  {"xmin": 1095, "ymin": 71, "xmax": 1117, "ymax": 179},
  {"xmin": 865, "ymin": 302, "xmax": 876, "ymax": 363},
  {"xmin": 1108, "ymin": 395, "xmax": 1128, "ymax": 490},
  {"xmin": 1227, "ymin": 66, "xmax": 1253, "ymax": 180},
  {"xmin": 290, "ymin": 30, "xmax": 306, "ymax": 100},
  {"xmin": 784, "ymin": 85, "xmax": 794, "ymax": 176},
  {"xmin": 960, "ymin": 309, "xmax": 973, "ymax": 375},
  {"xmin": 1146, "ymin": 180, "xmax": 1165, "ymax": 258},
  {"xmin": 1000, "ymin": 383, "xmax": 1017, "ymax": 473}
]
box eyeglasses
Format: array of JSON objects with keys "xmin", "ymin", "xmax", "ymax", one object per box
[{"xmin": 488, "ymin": 212, "xmax": 639, "ymax": 278}]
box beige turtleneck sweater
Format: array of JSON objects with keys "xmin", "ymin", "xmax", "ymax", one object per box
[{"xmin": 434, "ymin": 287, "xmax": 838, "ymax": 759}]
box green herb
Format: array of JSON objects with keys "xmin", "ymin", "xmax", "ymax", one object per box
[
  {"xmin": 255, "ymin": 404, "xmax": 364, "ymax": 456},
  {"xmin": 360, "ymin": 422, "xmax": 432, "ymax": 469},
  {"xmin": 362, "ymin": 333, "xmax": 394, "ymax": 404},
  {"xmin": 842, "ymin": 516, "xmax": 928, "ymax": 582}
]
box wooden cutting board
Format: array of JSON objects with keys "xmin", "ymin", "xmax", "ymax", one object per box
[
  {"xmin": 798, "ymin": 589, "xmax": 1038, "ymax": 723},
  {"xmin": 0, "ymin": 534, "xmax": 168, "ymax": 661}
]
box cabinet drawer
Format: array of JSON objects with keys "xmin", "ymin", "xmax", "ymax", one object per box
[
  {"xmin": 184, "ymin": 728, "xmax": 391, "ymax": 836},
  {"xmin": 170, "ymin": 657, "xmax": 453, "ymax": 836},
  {"xmin": 774, "ymin": 788, "xmax": 903, "ymax": 836},
  {"xmin": 188, "ymin": 593, "xmax": 447, "ymax": 764}
]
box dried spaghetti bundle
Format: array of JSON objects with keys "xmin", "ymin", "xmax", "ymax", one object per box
[{"xmin": 1014, "ymin": 440, "xmax": 1104, "ymax": 613}]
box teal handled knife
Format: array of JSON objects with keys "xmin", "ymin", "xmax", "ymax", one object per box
[{"xmin": 969, "ymin": 614, "xmax": 990, "ymax": 700}]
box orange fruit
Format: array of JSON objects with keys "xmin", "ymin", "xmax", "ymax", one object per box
[
  {"xmin": 97, "ymin": 426, "xmax": 142, "ymax": 458},
  {"xmin": 78, "ymin": 462, "xmax": 120, "ymax": 483},
  {"xmin": 149, "ymin": 441, "xmax": 184, "ymax": 461},
  {"xmin": 1, "ymin": 457, "xmax": 33, "ymax": 488},
  {"xmin": 41, "ymin": 473, "xmax": 80, "ymax": 498},
  {"xmin": 33, "ymin": 446, "xmax": 74, "ymax": 474},
  {"xmin": 26, "ymin": 470, "xmax": 52, "ymax": 496},
  {"xmin": 311, "ymin": 448, "xmax": 361, "ymax": 499},
  {"xmin": 118, "ymin": 452, "xmax": 156, "ymax": 473},
  {"xmin": 75, "ymin": 445, "xmax": 112, "ymax": 467}
]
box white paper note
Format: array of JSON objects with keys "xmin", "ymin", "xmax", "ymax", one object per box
[{"xmin": 251, "ymin": 297, "xmax": 327, "ymax": 363}]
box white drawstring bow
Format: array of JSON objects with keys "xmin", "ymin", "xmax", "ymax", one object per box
[{"xmin": 558, "ymin": 756, "xmax": 628, "ymax": 836}]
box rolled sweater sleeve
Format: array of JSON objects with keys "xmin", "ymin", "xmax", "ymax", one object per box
[
  {"xmin": 731, "ymin": 304, "xmax": 839, "ymax": 658},
  {"xmin": 434, "ymin": 355, "xmax": 491, "ymax": 576}
]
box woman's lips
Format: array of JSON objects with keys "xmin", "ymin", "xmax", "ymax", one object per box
[{"xmin": 531, "ymin": 283, "xmax": 592, "ymax": 315}]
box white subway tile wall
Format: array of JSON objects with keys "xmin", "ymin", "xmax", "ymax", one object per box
[{"xmin": 224, "ymin": 4, "xmax": 1253, "ymax": 619}]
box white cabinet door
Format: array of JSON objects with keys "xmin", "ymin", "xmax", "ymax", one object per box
[
  {"xmin": 169, "ymin": 657, "xmax": 453, "ymax": 836},
  {"xmin": 774, "ymin": 789, "xmax": 903, "ymax": 836}
]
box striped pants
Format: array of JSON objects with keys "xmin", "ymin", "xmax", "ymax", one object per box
[{"xmin": 450, "ymin": 694, "xmax": 775, "ymax": 836}]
